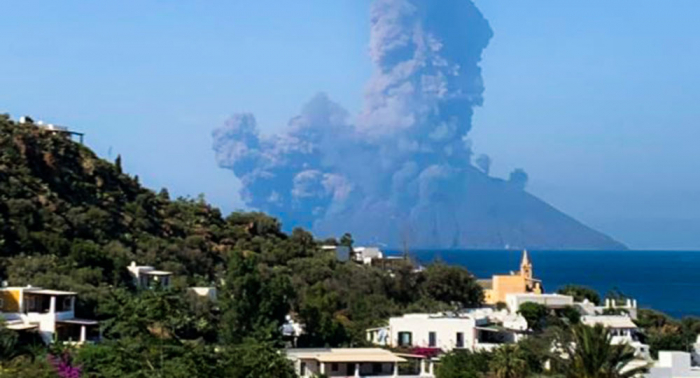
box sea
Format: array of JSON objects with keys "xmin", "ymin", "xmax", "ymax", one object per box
[{"xmin": 401, "ymin": 249, "xmax": 700, "ymax": 319}]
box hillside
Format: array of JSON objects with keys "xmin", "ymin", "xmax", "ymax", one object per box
[
  {"xmin": 0, "ymin": 115, "xmax": 229, "ymax": 281},
  {"xmin": 0, "ymin": 114, "xmax": 483, "ymax": 343},
  {"xmin": 0, "ymin": 115, "xmax": 299, "ymax": 318}
]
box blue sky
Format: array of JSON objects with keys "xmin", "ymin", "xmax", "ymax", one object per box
[{"xmin": 2, "ymin": 1, "xmax": 699, "ymax": 250}]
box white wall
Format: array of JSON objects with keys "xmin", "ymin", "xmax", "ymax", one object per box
[
  {"xmin": 506, "ymin": 294, "xmax": 574, "ymax": 312},
  {"xmin": 388, "ymin": 315, "xmax": 479, "ymax": 351},
  {"xmin": 647, "ymin": 352, "xmax": 700, "ymax": 378}
]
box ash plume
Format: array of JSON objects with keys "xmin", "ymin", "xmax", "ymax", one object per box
[{"xmin": 213, "ymin": 0, "xmax": 550, "ymax": 248}]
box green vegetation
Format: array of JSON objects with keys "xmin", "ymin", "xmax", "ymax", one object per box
[
  {"xmin": 436, "ymin": 350, "xmax": 490, "ymax": 378},
  {"xmin": 635, "ymin": 309, "xmax": 700, "ymax": 358},
  {"xmin": 0, "ymin": 118, "xmax": 485, "ymax": 376}
]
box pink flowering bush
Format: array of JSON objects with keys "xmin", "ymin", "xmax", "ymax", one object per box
[{"xmin": 48, "ymin": 352, "xmax": 82, "ymax": 378}]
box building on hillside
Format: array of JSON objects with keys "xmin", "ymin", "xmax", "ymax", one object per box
[
  {"xmin": 285, "ymin": 348, "xmax": 433, "ymax": 378},
  {"xmin": 366, "ymin": 310, "xmax": 528, "ymax": 353},
  {"xmin": 127, "ymin": 261, "xmax": 173, "ymax": 289},
  {"xmin": 17, "ymin": 116, "xmax": 85, "ymax": 144},
  {"xmin": 281, "ymin": 315, "xmax": 305, "ymax": 347},
  {"xmin": 0, "ymin": 286, "xmax": 100, "ymax": 345},
  {"xmin": 581, "ymin": 315, "xmax": 650, "ymax": 360},
  {"xmin": 477, "ymin": 250, "xmax": 543, "ymax": 305},
  {"xmin": 353, "ymin": 247, "xmax": 385, "ymax": 265},
  {"xmin": 577, "ymin": 297, "xmax": 639, "ymax": 320},
  {"xmin": 646, "ymin": 352, "xmax": 700, "ymax": 378},
  {"xmin": 505, "ymin": 293, "xmax": 575, "ymax": 313},
  {"xmin": 187, "ymin": 287, "xmax": 217, "ymax": 301}
]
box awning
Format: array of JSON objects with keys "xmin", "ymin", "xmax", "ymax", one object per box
[
  {"xmin": 144, "ymin": 271, "xmax": 172, "ymax": 276},
  {"xmin": 6, "ymin": 323, "xmax": 38, "ymax": 331},
  {"xmin": 57, "ymin": 319, "xmax": 99, "ymax": 326},
  {"xmin": 25, "ymin": 289, "xmax": 77, "ymax": 296},
  {"xmin": 475, "ymin": 326, "xmax": 505, "ymax": 332},
  {"xmin": 316, "ymin": 354, "xmax": 406, "ymax": 363},
  {"xmin": 394, "ymin": 353, "xmax": 427, "ymax": 360}
]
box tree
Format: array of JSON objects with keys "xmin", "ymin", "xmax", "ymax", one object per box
[
  {"xmin": 296, "ymin": 283, "xmax": 348, "ymax": 347},
  {"xmin": 436, "ymin": 350, "xmax": 490, "ymax": 378},
  {"xmin": 489, "ymin": 345, "xmax": 529, "ymax": 378},
  {"xmin": 219, "ymin": 250, "xmax": 293, "ymax": 344},
  {"xmin": 558, "ymin": 285, "xmax": 601, "ymax": 305},
  {"xmin": 559, "ymin": 306, "xmax": 582, "ymax": 326},
  {"xmin": 421, "ymin": 263, "xmax": 483, "ymax": 308},
  {"xmin": 518, "ymin": 302, "xmax": 549, "ymax": 332},
  {"xmin": 557, "ymin": 324, "xmax": 648, "ymax": 378},
  {"xmin": 115, "ymin": 154, "xmax": 123, "ymax": 174}
]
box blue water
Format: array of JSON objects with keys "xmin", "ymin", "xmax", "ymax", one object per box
[{"xmin": 406, "ymin": 250, "xmax": 700, "ymax": 319}]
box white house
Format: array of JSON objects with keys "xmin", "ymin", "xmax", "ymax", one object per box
[
  {"xmin": 353, "ymin": 247, "xmax": 384, "ymax": 265},
  {"xmin": 286, "ymin": 348, "xmax": 433, "ymax": 378},
  {"xmin": 127, "ymin": 261, "xmax": 173, "ymax": 289},
  {"xmin": 646, "ymin": 352, "xmax": 700, "ymax": 378},
  {"xmin": 0, "ymin": 286, "xmax": 100, "ymax": 345},
  {"xmin": 506, "ymin": 293, "xmax": 574, "ymax": 313},
  {"xmin": 367, "ymin": 310, "xmax": 527, "ymax": 352},
  {"xmin": 581, "ymin": 315, "xmax": 650, "ymax": 360}
]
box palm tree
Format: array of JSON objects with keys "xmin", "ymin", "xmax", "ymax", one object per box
[
  {"xmin": 489, "ymin": 344, "xmax": 529, "ymax": 378},
  {"xmin": 558, "ymin": 324, "xmax": 648, "ymax": 378}
]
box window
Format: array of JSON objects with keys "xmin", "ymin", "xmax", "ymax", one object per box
[
  {"xmin": 300, "ymin": 362, "xmax": 306, "ymax": 377},
  {"xmin": 60, "ymin": 297, "xmax": 73, "ymax": 312},
  {"xmin": 429, "ymin": 332, "xmax": 437, "ymax": 347},
  {"xmin": 398, "ymin": 331, "xmax": 413, "ymax": 347},
  {"xmin": 372, "ymin": 363, "xmax": 382, "ymax": 374},
  {"xmin": 456, "ymin": 332, "xmax": 464, "ymax": 348},
  {"xmin": 331, "ymin": 363, "xmax": 339, "ymax": 372}
]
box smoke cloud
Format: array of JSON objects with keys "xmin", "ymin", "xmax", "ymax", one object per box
[{"xmin": 213, "ymin": 0, "xmax": 520, "ymax": 248}]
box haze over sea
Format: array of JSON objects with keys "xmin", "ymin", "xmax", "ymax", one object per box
[{"xmin": 405, "ymin": 249, "xmax": 700, "ymax": 319}]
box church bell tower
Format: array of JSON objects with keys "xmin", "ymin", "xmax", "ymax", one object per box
[{"xmin": 520, "ymin": 250, "xmax": 533, "ymax": 280}]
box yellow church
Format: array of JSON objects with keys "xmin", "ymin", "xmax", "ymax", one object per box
[{"xmin": 478, "ymin": 250, "xmax": 543, "ymax": 305}]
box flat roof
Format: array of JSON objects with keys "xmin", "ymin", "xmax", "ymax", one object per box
[
  {"xmin": 581, "ymin": 316, "xmax": 637, "ymax": 329},
  {"xmin": 57, "ymin": 319, "xmax": 99, "ymax": 326},
  {"xmin": 25, "ymin": 289, "xmax": 77, "ymax": 296},
  {"xmin": 143, "ymin": 270, "xmax": 173, "ymax": 276},
  {"xmin": 286, "ymin": 348, "xmax": 406, "ymax": 363}
]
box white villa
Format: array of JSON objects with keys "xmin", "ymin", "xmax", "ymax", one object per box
[
  {"xmin": 581, "ymin": 315, "xmax": 650, "ymax": 360},
  {"xmin": 286, "ymin": 348, "xmax": 434, "ymax": 378},
  {"xmin": 367, "ymin": 309, "xmax": 528, "ymax": 352},
  {"xmin": 127, "ymin": 261, "xmax": 173, "ymax": 289},
  {"xmin": 0, "ymin": 286, "xmax": 100, "ymax": 345}
]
